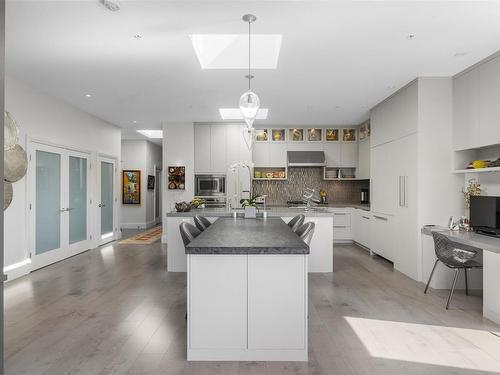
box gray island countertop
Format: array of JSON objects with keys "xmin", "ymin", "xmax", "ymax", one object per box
[{"xmin": 185, "ymin": 217, "xmax": 310, "ymax": 255}]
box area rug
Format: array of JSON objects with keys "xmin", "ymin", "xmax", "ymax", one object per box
[{"xmin": 119, "ymin": 225, "xmax": 162, "ymax": 244}]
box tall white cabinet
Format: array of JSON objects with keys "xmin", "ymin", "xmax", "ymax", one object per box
[{"xmin": 370, "ymin": 78, "xmax": 460, "ymax": 281}]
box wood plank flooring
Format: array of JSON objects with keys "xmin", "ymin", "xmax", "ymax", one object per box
[{"xmin": 4, "ymin": 238, "xmax": 500, "ymax": 374}]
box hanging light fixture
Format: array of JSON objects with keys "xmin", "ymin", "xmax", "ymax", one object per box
[{"xmin": 239, "ymin": 14, "xmax": 260, "ymax": 128}]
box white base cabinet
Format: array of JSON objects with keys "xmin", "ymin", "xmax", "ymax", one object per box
[
  {"xmin": 352, "ymin": 209, "xmax": 371, "ymax": 249},
  {"xmin": 369, "ymin": 212, "xmax": 395, "ymax": 262},
  {"xmin": 187, "ymin": 254, "xmax": 308, "ymax": 361},
  {"xmin": 282, "ymin": 216, "xmax": 333, "ymax": 272}
]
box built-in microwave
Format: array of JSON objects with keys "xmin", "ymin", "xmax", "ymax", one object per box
[{"xmin": 195, "ymin": 174, "xmax": 226, "ymax": 197}]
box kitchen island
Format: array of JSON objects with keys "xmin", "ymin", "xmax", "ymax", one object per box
[
  {"xmin": 186, "ymin": 217, "xmax": 309, "ymax": 361},
  {"xmin": 167, "ymin": 207, "xmax": 335, "ymax": 272}
]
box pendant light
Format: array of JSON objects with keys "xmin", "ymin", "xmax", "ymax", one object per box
[{"xmin": 239, "ymin": 14, "xmax": 260, "ymax": 128}]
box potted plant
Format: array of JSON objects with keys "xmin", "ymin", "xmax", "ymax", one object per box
[{"xmin": 240, "ymin": 194, "xmax": 261, "ymax": 218}]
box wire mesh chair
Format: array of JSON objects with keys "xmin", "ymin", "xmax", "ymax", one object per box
[
  {"xmin": 295, "ymin": 222, "xmax": 315, "ymax": 246},
  {"xmin": 179, "ymin": 222, "xmax": 201, "ymax": 247},
  {"xmin": 425, "ymin": 231, "xmax": 483, "ymax": 309},
  {"xmin": 193, "ymin": 215, "xmax": 212, "ymax": 232},
  {"xmin": 288, "ymin": 214, "xmax": 305, "ymax": 233}
]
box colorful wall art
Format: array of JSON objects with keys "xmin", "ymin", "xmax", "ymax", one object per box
[
  {"xmin": 168, "ymin": 166, "xmax": 185, "ymax": 190},
  {"xmin": 122, "ymin": 170, "xmax": 141, "ymax": 204}
]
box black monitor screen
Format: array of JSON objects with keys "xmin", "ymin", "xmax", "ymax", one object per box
[{"xmin": 469, "ymin": 195, "xmax": 500, "ymax": 231}]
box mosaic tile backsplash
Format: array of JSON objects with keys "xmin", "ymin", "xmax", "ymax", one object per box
[{"xmin": 252, "ymin": 167, "xmax": 369, "ymax": 205}]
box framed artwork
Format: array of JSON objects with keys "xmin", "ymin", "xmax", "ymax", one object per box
[
  {"xmin": 122, "ymin": 170, "xmax": 141, "ymax": 204},
  {"xmin": 168, "ymin": 166, "xmax": 185, "ymax": 190},
  {"xmin": 359, "ymin": 122, "xmax": 370, "ymax": 140},
  {"xmin": 147, "ymin": 175, "xmax": 155, "ymax": 190},
  {"xmin": 343, "ymin": 128, "xmax": 357, "ymax": 141},
  {"xmin": 255, "ymin": 129, "xmax": 268, "ymax": 142},
  {"xmin": 325, "ymin": 129, "xmax": 339, "ymax": 141},
  {"xmin": 307, "ymin": 128, "xmax": 322, "ymax": 141},
  {"xmin": 289, "ymin": 128, "xmax": 304, "ymax": 141},
  {"xmin": 271, "ymin": 129, "xmax": 286, "ymax": 141}
]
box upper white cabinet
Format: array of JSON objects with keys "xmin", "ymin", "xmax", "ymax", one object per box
[
  {"xmin": 371, "ymin": 82, "xmax": 418, "ymax": 147},
  {"xmin": 194, "ymin": 125, "xmax": 211, "ymax": 173},
  {"xmin": 452, "ymin": 54, "xmax": 500, "ymax": 151},
  {"xmin": 479, "ymin": 56, "xmax": 500, "ymax": 147},
  {"xmin": 324, "ymin": 143, "xmax": 341, "ymax": 166},
  {"xmin": 453, "ymin": 69, "xmax": 480, "ymax": 151},
  {"xmin": 340, "ymin": 142, "xmax": 358, "ymax": 168},
  {"xmin": 269, "ymin": 143, "xmax": 288, "ymax": 167},
  {"xmin": 210, "ymin": 125, "xmax": 227, "ymax": 173},
  {"xmin": 357, "ymin": 138, "xmax": 370, "ymax": 179},
  {"xmin": 195, "ymin": 124, "xmax": 250, "ymax": 174}
]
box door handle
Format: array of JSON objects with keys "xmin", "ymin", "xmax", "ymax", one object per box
[
  {"xmin": 60, "ymin": 208, "xmax": 67, "ymax": 212},
  {"xmin": 66, "ymin": 207, "xmax": 75, "ymax": 211},
  {"xmin": 98, "ymin": 203, "xmax": 106, "ymax": 208},
  {"xmin": 373, "ymin": 215, "xmax": 388, "ymax": 221},
  {"xmin": 361, "ymin": 216, "xmax": 370, "ymax": 220}
]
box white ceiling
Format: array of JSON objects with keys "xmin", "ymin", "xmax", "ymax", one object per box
[{"xmin": 6, "ymin": 1, "xmax": 500, "ymax": 137}]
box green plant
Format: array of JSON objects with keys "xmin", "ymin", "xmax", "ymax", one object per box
[{"xmin": 240, "ymin": 194, "xmax": 261, "ymax": 208}]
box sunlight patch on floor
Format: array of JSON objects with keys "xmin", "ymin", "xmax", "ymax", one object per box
[{"xmin": 345, "ymin": 316, "xmax": 500, "ymax": 373}]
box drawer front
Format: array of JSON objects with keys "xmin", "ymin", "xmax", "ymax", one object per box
[
  {"xmin": 333, "ymin": 212, "xmax": 351, "ymax": 227},
  {"xmin": 333, "ymin": 227, "xmax": 352, "ymax": 241}
]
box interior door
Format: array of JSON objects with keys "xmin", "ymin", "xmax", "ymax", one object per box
[
  {"xmin": 98, "ymin": 157, "xmax": 116, "ymax": 245},
  {"xmin": 31, "ymin": 144, "xmax": 91, "ymax": 270},
  {"xmin": 155, "ymin": 168, "xmax": 161, "ymax": 222}
]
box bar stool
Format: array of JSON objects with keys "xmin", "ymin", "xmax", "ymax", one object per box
[
  {"xmin": 288, "ymin": 214, "xmax": 305, "ymax": 233},
  {"xmin": 179, "ymin": 222, "xmax": 201, "ymax": 247},
  {"xmin": 425, "ymin": 231, "xmax": 483, "ymax": 309},
  {"xmin": 295, "ymin": 222, "xmax": 315, "ymax": 245},
  {"xmin": 193, "ymin": 215, "xmax": 212, "ymax": 232}
]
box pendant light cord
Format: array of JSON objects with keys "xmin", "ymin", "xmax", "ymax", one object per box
[{"xmin": 248, "ymin": 20, "xmax": 251, "ymax": 90}]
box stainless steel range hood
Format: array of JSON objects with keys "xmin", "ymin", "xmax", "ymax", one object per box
[{"xmin": 287, "ymin": 151, "xmax": 326, "ymax": 167}]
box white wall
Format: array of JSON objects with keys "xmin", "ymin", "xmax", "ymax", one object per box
[
  {"xmin": 120, "ymin": 139, "xmax": 162, "ymax": 229},
  {"xmin": 4, "ymin": 77, "xmax": 121, "ymax": 280},
  {"xmin": 162, "ymin": 122, "xmax": 194, "ymax": 243}
]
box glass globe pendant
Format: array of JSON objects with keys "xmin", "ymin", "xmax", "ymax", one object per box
[{"xmin": 239, "ymin": 89, "xmax": 260, "ymax": 127}]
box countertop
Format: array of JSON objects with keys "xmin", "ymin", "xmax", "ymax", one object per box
[
  {"xmin": 185, "ymin": 217, "xmax": 310, "ymax": 255},
  {"xmin": 421, "ymin": 225, "xmax": 500, "ymax": 255},
  {"xmin": 167, "ymin": 202, "xmax": 370, "ymax": 218}
]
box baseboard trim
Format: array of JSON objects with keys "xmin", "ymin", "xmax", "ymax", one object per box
[
  {"xmin": 120, "ymin": 220, "xmax": 158, "ymax": 230},
  {"xmin": 4, "ymin": 260, "xmax": 31, "ymax": 282},
  {"xmin": 484, "ymin": 307, "xmax": 500, "ymax": 325},
  {"xmin": 161, "ymin": 235, "xmax": 168, "ymax": 244}
]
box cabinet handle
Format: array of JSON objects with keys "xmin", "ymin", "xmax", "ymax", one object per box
[
  {"xmin": 404, "ymin": 176, "xmax": 409, "ymax": 208},
  {"xmin": 373, "ymin": 215, "xmax": 388, "ymax": 221},
  {"xmin": 361, "ymin": 216, "xmax": 370, "ymax": 220}
]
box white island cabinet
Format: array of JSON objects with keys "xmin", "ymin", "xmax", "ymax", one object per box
[{"xmin": 186, "ymin": 218, "xmax": 308, "ymax": 362}]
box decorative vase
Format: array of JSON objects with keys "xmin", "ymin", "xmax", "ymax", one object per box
[{"xmin": 244, "ymin": 206, "xmax": 257, "ymax": 218}]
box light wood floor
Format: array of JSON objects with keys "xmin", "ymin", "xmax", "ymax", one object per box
[{"xmin": 4, "ymin": 238, "xmax": 500, "ymax": 375}]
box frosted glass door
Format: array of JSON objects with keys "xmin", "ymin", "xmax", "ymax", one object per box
[
  {"xmin": 100, "ymin": 161, "xmax": 114, "ymax": 238},
  {"xmin": 35, "ymin": 150, "xmax": 62, "ymax": 254},
  {"xmin": 68, "ymin": 156, "xmax": 87, "ymax": 244}
]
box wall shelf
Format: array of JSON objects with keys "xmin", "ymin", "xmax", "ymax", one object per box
[{"xmin": 453, "ymin": 166, "xmax": 500, "ymax": 174}]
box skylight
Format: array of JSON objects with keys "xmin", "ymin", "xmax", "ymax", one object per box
[
  {"xmin": 219, "ymin": 108, "xmax": 268, "ymax": 120},
  {"xmin": 190, "ymin": 34, "xmax": 282, "ymax": 69},
  {"xmin": 136, "ymin": 130, "xmax": 163, "ymax": 139}
]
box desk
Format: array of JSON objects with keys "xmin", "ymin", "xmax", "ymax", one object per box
[{"xmin": 422, "ymin": 226, "xmax": 500, "ymax": 324}]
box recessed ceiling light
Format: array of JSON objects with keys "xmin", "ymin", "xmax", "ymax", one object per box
[
  {"xmin": 190, "ymin": 34, "xmax": 282, "ymax": 69},
  {"xmin": 133, "ymin": 34, "xmax": 142, "ymax": 39},
  {"xmin": 132, "ymin": 120, "xmax": 137, "ymax": 124},
  {"xmin": 84, "ymin": 93, "xmax": 92, "ymax": 98},
  {"xmin": 101, "ymin": 0, "xmax": 120, "ymax": 12},
  {"xmin": 407, "ymin": 34, "xmax": 415, "ymax": 40},
  {"xmin": 387, "ymin": 85, "xmax": 397, "ymax": 90},
  {"xmin": 136, "ymin": 130, "xmax": 163, "ymax": 139},
  {"xmin": 219, "ymin": 108, "xmax": 268, "ymax": 120}
]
